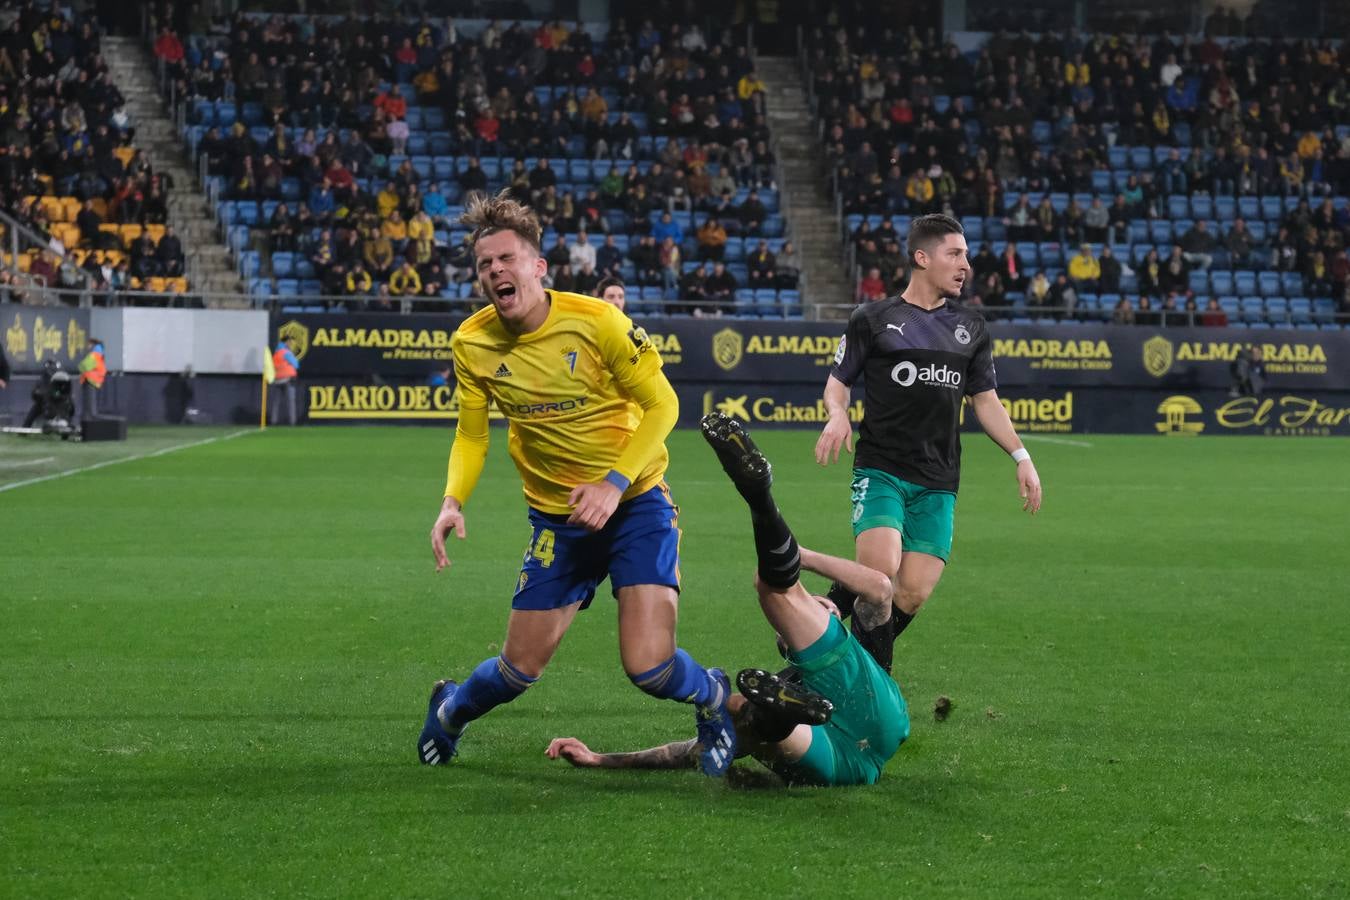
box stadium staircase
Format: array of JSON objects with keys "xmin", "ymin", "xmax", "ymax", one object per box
[
  {"xmin": 103, "ymin": 36, "xmax": 243, "ymax": 302},
  {"xmin": 758, "ymin": 56, "xmax": 853, "ymax": 317}
]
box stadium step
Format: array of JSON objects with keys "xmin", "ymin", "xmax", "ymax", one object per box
[
  {"xmin": 757, "ymin": 55, "xmax": 854, "ymax": 317},
  {"xmin": 103, "ymin": 35, "xmax": 242, "ymax": 305}
]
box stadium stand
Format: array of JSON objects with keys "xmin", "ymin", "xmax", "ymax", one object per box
[
  {"xmin": 0, "ymin": 5, "xmax": 190, "ymax": 301},
  {"xmin": 805, "ymin": 24, "xmax": 1350, "ymax": 328},
  {"xmin": 160, "ymin": 13, "xmax": 801, "ymax": 317}
]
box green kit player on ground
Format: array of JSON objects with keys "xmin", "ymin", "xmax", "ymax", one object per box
[{"xmin": 547, "ymin": 413, "xmax": 909, "ymax": 787}]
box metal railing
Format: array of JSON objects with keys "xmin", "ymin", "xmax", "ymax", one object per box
[{"xmin": 0, "ymin": 208, "xmax": 97, "ymax": 299}]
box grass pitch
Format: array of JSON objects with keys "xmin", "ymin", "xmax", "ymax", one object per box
[{"xmin": 3, "ymin": 426, "xmax": 1348, "ymax": 898}]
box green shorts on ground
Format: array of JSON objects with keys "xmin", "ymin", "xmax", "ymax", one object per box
[
  {"xmin": 773, "ymin": 618, "xmax": 909, "ymax": 786},
  {"xmin": 850, "ymin": 467, "xmax": 957, "ymax": 561}
]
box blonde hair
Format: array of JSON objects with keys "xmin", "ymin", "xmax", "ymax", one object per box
[{"xmin": 460, "ymin": 188, "xmax": 542, "ymax": 253}]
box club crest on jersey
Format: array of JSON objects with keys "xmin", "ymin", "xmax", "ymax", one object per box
[
  {"xmin": 954, "ymin": 324, "xmax": 971, "ymax": 345},
  {"xmin": 561, "ymin": 345, "xmax": 578, "ymax": 374}
]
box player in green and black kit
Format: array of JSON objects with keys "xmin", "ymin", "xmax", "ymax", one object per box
[
  {"xmin": 815, "ymin": 214, "xmax": 1043, "ymax": 670},
  {"xmin": 547, "ymin": 413, "xmax": 908, "ymax": 787}
]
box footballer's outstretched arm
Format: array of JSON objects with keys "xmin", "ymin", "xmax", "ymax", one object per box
[
  {"xmin": 969, "ymin": 389, "xmax": 1043, "ymax": 514},
  {"xmin": 546, "ymin": 736, "xmax": 699, "ymax": 769},
  {"xmin": 799, "ymin": 547, "xmax": 893, "ymax": 609}
]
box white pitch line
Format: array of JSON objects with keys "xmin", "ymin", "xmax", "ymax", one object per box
[
  {"xmin": 1021, "ymin": 435, "xmax": 1094, "ymax": 448},
  {"xmin": 0, "ymin": 430, "xmax": 253, "ymax": 494},
  {"xmin": 0, "ymin": 456, "xmax": 56, "ymax": 468}
]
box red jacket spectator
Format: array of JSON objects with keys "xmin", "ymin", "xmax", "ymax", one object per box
[
  {"xmin": 375, "ymin": 89, "xmax": 407, "ymax": 121},
  {"xmin": 153, "ymin": 29, "xmax": 184, "ymax": 64},
  {"xmin": 858, "ymin": 268, "xmax": 887, "ymax": 302}
]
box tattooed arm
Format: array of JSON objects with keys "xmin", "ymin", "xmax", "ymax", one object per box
[{"xmin": 546, "ymin": 737, "xmax": 699, "ymax": 770}]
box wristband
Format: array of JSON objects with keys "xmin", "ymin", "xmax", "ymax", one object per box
[
  {"xmin": 604, "ymin": 470, "xmax": 632, "ymax": 491},
  {"xmin": 1011, "ymin": 448, "xmax": 1031, "ymax": 463}
]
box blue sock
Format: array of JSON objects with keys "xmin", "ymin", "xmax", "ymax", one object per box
[
  {"xmin": 629, "ymin": 649, "xmax": 717, "ymax": 706},
  {"xmin": 439, "ymin": 655, "xmax": 537, "ymax": 734}
]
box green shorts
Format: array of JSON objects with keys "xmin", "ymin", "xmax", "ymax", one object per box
[
  {"xmin": 771, "ymin": 618, "xmax": 909, "ymax": 787},
  {"xmin": 850, "ymin": 467, "xmax": 957, "ymax": 562}
]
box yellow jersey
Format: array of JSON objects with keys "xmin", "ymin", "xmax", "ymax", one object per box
[{"xmin": 445, "ymin": 290, "xmax": 675, "ymax": 514}]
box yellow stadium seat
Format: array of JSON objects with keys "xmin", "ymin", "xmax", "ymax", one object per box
[
  {"xmin": 143, "ymin": 224, "xmax": 165, "ymax": 243},
  {"xmin": 60, "ymin": 197, "xmax": 81, "ymax": 222},
  {"xmin": 169, "ymin": 277, "xmax": 188, "ymax": 293},
  {"xmin": 90, "ymin": 198, "xmax": 108, "ymax": 219},
  {"xmin": 52, "ymin": 223, "xmax": 80, "ymax": 248},
  {"xmin": 17, "ymin": 252, "xmax": 32, "ymax": 273},
  {"xmin": 119, "ymin": 224, "xmax": 143, "ymax": 243},
  {"xmin": 113, "ymin": 146, "xmax": 135, "ymax": 167},
  {"xmin": 147, "ymin": 277, "xmax": 167, "ymax": 293}
]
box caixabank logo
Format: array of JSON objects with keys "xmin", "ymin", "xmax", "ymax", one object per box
[{"xmin": 701, "ymin": 390, "xmax": 864, "ymax": 424}]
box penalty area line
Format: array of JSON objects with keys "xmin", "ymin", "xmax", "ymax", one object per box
[
  {"xmin": 1021, "ymin": 435, "xmax": 1094, "ymax": 448},
  {"xmin": 0, "ymin": 429, "xmax": 254, "ymax": 494}
]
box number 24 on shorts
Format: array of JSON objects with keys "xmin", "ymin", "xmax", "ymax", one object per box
[{"xmin": 529, "ymin": 529, "xmax": 556, "ymax": 568}]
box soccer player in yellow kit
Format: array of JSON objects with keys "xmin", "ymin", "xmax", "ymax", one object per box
[{"xmin": 420, "ymin": 190, "xmax": 737, "ymax": 776}]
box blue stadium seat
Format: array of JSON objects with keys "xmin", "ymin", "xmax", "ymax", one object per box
[
  {"xmin": 239, "ymin": 251, "xmax": 263, "ymax": 280},
  {"xmin": 433, "ymin": 156, "xmax": 456, "ymax": 180},
  {"xmin": 1188, "ymin": 271, "xmax": 1210, "ymax": 293},
  {"xmin": 1091, "ymin": 170, "xmax": 1112, "ymax": 194},
  {"xmin": 429, "ymin": 132, "xmax": 453, "ymax": 155},
  {"xmin": 1129, "ymin": 147, "xmax": 1152, "ymax": 170},
  {"xmin": 1214, "ymin": 196, "xmax": 1236, "ymax": 221},
  {"xmin": 1149, "ymin": 221, "xmax": 1173, "ymax": 244},
  {"xmin": 1257, "ymin": 272, "xmax": 1281, "ymax": 297},
  {"xmin": 411, "ymin": 156, "xmax": 433, "ymax": 179},
  {"xmin": 1210, "ymin": 271, "xmax": 1234, "ymax": 295},
  {"xmin": 1246, "ymin": 220, "xmax": 1267, "ymax": 244},
  {"xmin": 1128, "ymin": 220, "xmax": 1150, "ymax": 245},
  {"xmin": 1289, "ymin": 298, "xmax": 1313, "ymax": 324},
  {"xmin": 272, "ymin": 253, "xmax": 295, "ymax": 277},
  {"xmin": 1312, "ymin": 298, "xmax": 1336, "ymax": 323},
  {"xmin": 965, "ymin": 219, "xmax": 984, "ymax": 242},
  {"xmin": 1239, "ymin": 298, "xmax": 1265, "ymax": 323},
  {"xmin": 1260, "ymin": 197, "xmax": 1282, "ymax": 220},
  {"xmin": 1238, "ymin": 197, "xmax": 1260, "ymax": 220},
  {"xmin": 753, "ymin": 288, "xmax": 779, "ymax": 316},
  {"xmin": 1280, "ymin": 272, "xmax": 1303, "ymax": 296},
  {"xmin": 1191, "ymin": 196, "xmax": 1213, "ymax": 219},
  {"xmin": 1234, "ymin": 272, "xmax": 1256, "ymax": 296},
  {"xmin": 276, "ymin": 278, "xmax": 300, "ymax": 296},
  {"xmin": 1167, "ymin": 195, "xmax": 1189, "ymax": 219},
  {"xmin": 248, "ymin": 277, "xmax": 272, "ymax": 297}
]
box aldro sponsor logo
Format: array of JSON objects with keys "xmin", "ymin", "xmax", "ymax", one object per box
[
  {"xmin": 1142, "ymin": 335, "xmax": 1329, "ymax": 378},
  {"xmin": 993, "ymin": 337, "xmax": 1113, "ymax": 372},
  {"xmin": 702, "ymin": 391, "xmax": 864, "ymax": 424},
  {"xmin": 307, "ymin": 384, "xmax": 507, "ymax": 420},
  {"xmin": 890, "ymin": 360, "xmax": 962, "ymax": 389},
  {"xmin": 712, "ymin": 327, "xmax": 839, "ymax": 372}
]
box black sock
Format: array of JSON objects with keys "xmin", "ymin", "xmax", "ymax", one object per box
[
  {"xmin": 826, "ymin": 580, "xmax": 859, "ymax": 620},
  {"xmin": 851, "ymin": 613, "xmax": 895, "ymax": 674},
  {"xmin": 743, "ymin": 704, "xmax": 798, "ymax": 743},
  {"xmin": 891, "ymin": 608, "xmax": 916, "ymax": 639},
  {"xmin": 751, "ymin": 505, "xmax": 800, "ymax": 590}
]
